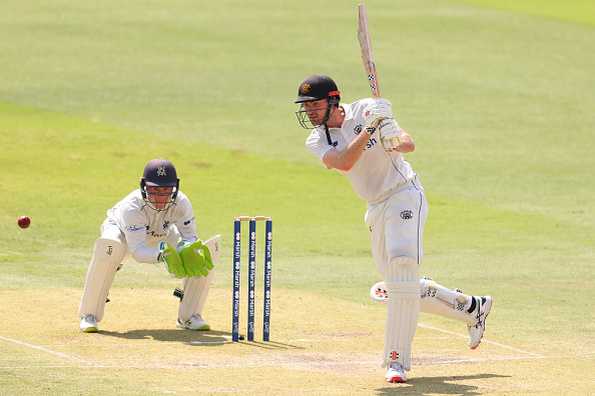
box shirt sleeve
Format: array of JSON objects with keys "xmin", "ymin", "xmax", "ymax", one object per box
[
  {"xmin": 305, "ymin": 130, "xmax": 333, "ymax": 164},
  {"xmin": 120, "ymin": 208, "xmax": 160, "ymax": 263},
  {"xmin": 173, "ymin": 194, "xmax": 198, "ymax": 242}
]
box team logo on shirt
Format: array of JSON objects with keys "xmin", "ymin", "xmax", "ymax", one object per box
[
  {"xmin": 163, "ymin": 220, "xmax": 170, "ymax": 230},
  {"xmin": 106, "ymin": 245, "xmax": 113, "ymax": 256},
  {"xmin": 354, "ymin": 124, "xmax": 363, "ymax": 135},
  {"xmin": 400, "ymin": 210, "xmax": 413, "ymax": 220},
  {"xmin": 157, "ymin": 166, "xmax": 167, "ymax": 177},
  {"xmin": 148, "ymin": 230, "xmax": 166, "ymax": 238}
]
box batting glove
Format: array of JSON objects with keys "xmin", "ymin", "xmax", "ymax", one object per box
[{"xmin": 363, "ymin": 99, "xmax": 402, "ymax": 152}]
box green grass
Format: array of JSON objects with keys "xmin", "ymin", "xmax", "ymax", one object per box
[
  {"xmin": 0, "ymin": 0, "xmax": 594, "ymax": 394},
  {"xmin": 460, "ymin": 0, "xmax": 595, "ymax": 26}
]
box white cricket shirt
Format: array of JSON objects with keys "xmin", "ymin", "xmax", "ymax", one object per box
[
  {"xmin": 305, "ymin": 99, "xmax": 416, "ymax": 203},
  {"xmin": 105, "ymin": 190, "xmax": 197, "ymax": 263}
]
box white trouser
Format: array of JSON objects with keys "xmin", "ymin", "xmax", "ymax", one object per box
[
  {"xmin": 365, "ymin": 181, "xmax": 428, "ymax": 271},
  {"xmin": 365, "ymin": 181, "xmax": 428, "ymax": 370}
]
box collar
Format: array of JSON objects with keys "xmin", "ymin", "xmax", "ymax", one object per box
[{"xmin": 341, "ymin": 103, "xmax": 354, "ymax": 122}]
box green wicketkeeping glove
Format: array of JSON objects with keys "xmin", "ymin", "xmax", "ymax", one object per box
[
  {"xmin": 159, "ymin": 242, "xmax": 186, "ymax": 278},
  {"xmin": 179, "ymin": 240, "xmax": 214, "ymax": 277}
]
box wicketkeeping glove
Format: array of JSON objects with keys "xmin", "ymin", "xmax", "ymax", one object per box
[
  {"xmin": 178, "ymin": 240, "xmax": 214, "ymax": 277},
  {"xmin": 159, "ymin": 242, "xmax": 186, "ymax": 278}
]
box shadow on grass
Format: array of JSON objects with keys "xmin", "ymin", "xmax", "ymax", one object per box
[
  {"xmin": 376, "ymin": 373, "xmax": 510, "ymax": 395},
  {"xmin": 98, "ymin": 328, "xmax": 303, "ymax": 350}
]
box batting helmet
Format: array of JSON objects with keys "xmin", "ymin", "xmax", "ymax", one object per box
[{"xmin": 294, "ymin": 75, "xmax": 341, "ymax": 104}]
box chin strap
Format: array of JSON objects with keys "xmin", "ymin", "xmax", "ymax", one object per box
[
  {"xmin": 324, "ymin": 124, "xmax": 337, "ymax": 147},
  {"xmin": 323, "ymin": 100, "xmax": 339, "ymax": 147}
]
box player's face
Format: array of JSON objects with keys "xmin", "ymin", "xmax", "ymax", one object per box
[
  {"xmin": 146, "ymin": 186, "xmax": 175, "ymax": 210},
  {"xmin": 302, "ymin": 99, "xmax": 329, "ymax": 125}
]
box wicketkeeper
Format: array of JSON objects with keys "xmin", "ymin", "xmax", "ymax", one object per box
[
  {"xmin": 78, "ymin": 158, "xmax": 220, "ymax": 333},
  {"xmin": 295, "ymin": 75, "xmax": 493, "ymax": 383}
]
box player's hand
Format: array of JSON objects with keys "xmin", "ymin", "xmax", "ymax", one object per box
[
  {"xmin": 364, "ymin": 98, "xmax": 394, "ymax": 126},
  {"xmin": 159, "ymin": 242, "xmax": 186, "ymax": 278},
  {"xmin": 179, "ymin": 240, "xmax": 214, "ymax": 277},
  {"xmin": 364, "ymin": 99, "xmax": 403, "ymax": 152}
]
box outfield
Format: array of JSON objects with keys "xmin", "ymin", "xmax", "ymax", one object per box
[{"xmin": 1, "ymin": 0, "xmax": 594, "ymax": 394}]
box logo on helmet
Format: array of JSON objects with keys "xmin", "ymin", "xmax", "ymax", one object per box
[
  {"xmin": 156, "ymin": 166, "xmax": 167, "ymax": 177},
  {"xmin": 300, "ymin": 83, "xmax": 312, "ymax": 94}
]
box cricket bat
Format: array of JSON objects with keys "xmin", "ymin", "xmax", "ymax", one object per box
[{"xmin": 358, "ymin": 3, "xmax": 381, "ymax": 98}]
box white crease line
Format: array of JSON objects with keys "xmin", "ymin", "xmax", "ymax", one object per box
[
  {"xmin": 0, "ymin": 335, "xmax": 93, "ymax": 365},
  {"xmin": 190, "ymin": 340, "xmax": 232, "ymax": 345},
  {"xmin": 0, "ymin": 354, "xmax": 547, "ymax": 371},
  {"xmin": 425, "ymin": 355, "xmax": 547, "ymax": 365},
  {"xmin": 0, "ymin": 365, "xmax": 76, "ymax": 369},
  {"xmin": 418, "ymin": 323, "xmax": 545, "ymax": 358},
  {"xmin": 292, "ymin": 323, "xmax": 544, "ymax": 359}
]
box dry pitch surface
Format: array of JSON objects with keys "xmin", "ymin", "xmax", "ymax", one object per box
[{"xmin": 1, "ymin": 287, "xmax": 592, "ymax": 395}]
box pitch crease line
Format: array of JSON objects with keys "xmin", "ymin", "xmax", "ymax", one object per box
[
  {"xmin": 418, "ymin": 323, "xmax": 545, "ymax": 357},
  {"xmin": 0, "ymin": 335, "xmax": 94, "ymax": 364}
]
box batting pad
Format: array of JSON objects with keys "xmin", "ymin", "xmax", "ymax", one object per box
[
  {"xmin": 383, "ymin": 257, "xmax": 420, "ymax": 371},
  {"xmin": 178, "ymin": 235, "xmax": 220, "ymax": 321},
  {"xmin": 420, "ymin": 278, "xmax": 476, "ymax": 325},
  {"xmin": 79, "ymin": 238, "xmax": 126, "ymax": 321}
]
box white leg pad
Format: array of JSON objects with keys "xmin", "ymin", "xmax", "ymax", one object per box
[
  {"xmin": 383, "ymin": 257, "xmax": 420, "ymax": 371},
  {"xmin": 178, "ymin": 235, "xmax": 220, "ymax": 321},
  {"xmin": 204, "ymin": 234, "xmax": 221, "ymax": 264},
  {"xmin": 420, "ymin": 278, "xmax": 476, "ymax": 325},
  {"xmin": 178, "ymin": 271, "xmax": 214, "ymax": 321},
  {"xmin": 79, "ymin": 238, "xmax": 126, "ymax": 322}
]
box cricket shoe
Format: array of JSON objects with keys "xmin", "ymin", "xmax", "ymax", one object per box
[
  {"xmin": 80, "ymin": 314, "xmax": 98, "ymax": 333},
  {"xmin": 468, "ymin": 296, "xmax": 493, "ymax": 349},
  {"xmin": 177, "ymin": 314, "xmax": 210, "ymax": 331},
  {"xmin": 385, "ymin": 362, "xmax": 407, "ymax": 383}
]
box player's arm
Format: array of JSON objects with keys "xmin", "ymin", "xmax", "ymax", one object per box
[
  {"xmin": 323, "ymin": 128, "xmax": 375, "ymax": 171},
  {"xmin": 173, "ymin": 194, "xmax": 198, "ymax": 243},
  {"xmin": 118, "ymin": 209, "xmax": 163, "ymax": 263}
]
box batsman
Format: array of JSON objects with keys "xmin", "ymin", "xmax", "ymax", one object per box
[
  {"xmin": 78, "ymin": 158, "xmax": 220, "ymax": 333},
  {"xmin": 295, "ymin": 75, "xmax": 493, "ymax": 383}
]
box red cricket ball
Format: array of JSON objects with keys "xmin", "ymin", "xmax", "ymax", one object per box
[{"xmin": 17, "ymin": 216, "xmax": 31, "ymax": 229}]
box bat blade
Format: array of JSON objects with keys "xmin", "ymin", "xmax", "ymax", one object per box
[{"xmin": 358, "ymin": 3, "xmax": 381, "ymax": 97}]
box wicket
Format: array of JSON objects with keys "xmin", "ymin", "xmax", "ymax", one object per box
[{"xmin": 232, "ymin": 216, "xmax": 273, "ymax": 342}]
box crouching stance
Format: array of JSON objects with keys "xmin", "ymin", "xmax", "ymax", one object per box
[{"xmin": 79, "ymin": 159, "xmax": 220, "ymax": 333}]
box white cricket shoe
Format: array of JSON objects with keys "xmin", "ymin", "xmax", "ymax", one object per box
[
  {"xmin": 80, "ymin": 314, "xmax": 98, "ymax": 333},
  {"xmin": 176, "ymin": 314, "xmax": 210, "ymax": 331},
  {"xmin": 385, "ymin": 362, "xmax": 407, "ymax": 383},
  {"xmin": 468, "ymin": 296, "xmax": 493, "ymax": 349}
]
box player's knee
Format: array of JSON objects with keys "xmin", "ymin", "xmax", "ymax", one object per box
[
  {"xmin": 386, "ymin": 242, "xmax": 417, "ymax": 265},
  {"xmin": 93, "ymin": 238, "xmax": 126, "ymax": 268},
  {"xmin": 385, "ymin": 256, "xmax": 419, "ymax": 283}
]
